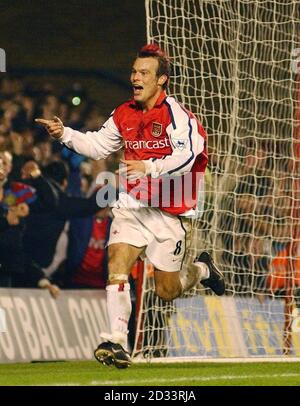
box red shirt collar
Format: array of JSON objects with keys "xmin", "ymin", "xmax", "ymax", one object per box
[{"xmin": 129, "ymin": 91, "xmax": 167, "ymax": 109}]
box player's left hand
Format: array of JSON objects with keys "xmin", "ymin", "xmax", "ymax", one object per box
[{"xmin": 116, "ymin": 159, "xmax": 146, "ymax": 181}]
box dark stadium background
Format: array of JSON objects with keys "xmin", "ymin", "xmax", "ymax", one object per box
[{"xmin": 0, "ymin": 0, "xmax": 146, "ymax": 114}]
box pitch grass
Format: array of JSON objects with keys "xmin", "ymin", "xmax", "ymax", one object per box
[{"xmin": 0, "ymin": 361, "xmax": 299, "ymax": 386}]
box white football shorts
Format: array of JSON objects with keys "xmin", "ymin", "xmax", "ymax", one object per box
[{"xmin": 107, "ymin": 192, "xmax": 191, "ymax": 272}]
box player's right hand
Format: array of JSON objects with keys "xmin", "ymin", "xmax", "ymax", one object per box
[{"xmin": 35, "ymin": 116, "xmax": 64, "ymax": 139}]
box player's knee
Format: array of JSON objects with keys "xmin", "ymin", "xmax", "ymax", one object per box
[
  {"xmin": 108, "ymin": 245, "xmax": 134, "ymax": 275},
  {"xmin": 108, "ymin": 256, "xmax": 120, "ymax": 275},
  {"xmin": 108, "ymin": 253, "xmax": 126, "ymax": 275},
  {"xmin": 155, "ymin": 284, "xmax": 179, "ymax": 302},
  {"xmin": 108, "ymin": 253, "xmax": 130, "ymax": 283}
]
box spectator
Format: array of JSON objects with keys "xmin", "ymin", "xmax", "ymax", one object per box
[
  {"xmin": 66, "ymin": 207, "xmax": 111, "ymax": 289},
  {"xmin": 221, "ymin": 141, "xmax": 290, "ymax": 295},
  {"xmin": 22, "ymin": 160, "xmax": 106, "ymax": 282},
  {"xmin": 0, "ymin": 152, "xmax": 59, "ymax": 298}
]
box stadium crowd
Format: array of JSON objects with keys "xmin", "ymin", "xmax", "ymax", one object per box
[{"xmin": 0, "ymin": 75, "xmax": 122, "ymax": 297}]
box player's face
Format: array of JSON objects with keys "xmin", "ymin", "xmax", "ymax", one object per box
[{"xmin": 131, "ymin": 57, "xmax": 163, "ymax": 109}]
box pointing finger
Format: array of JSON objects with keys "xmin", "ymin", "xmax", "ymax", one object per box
[{"xmin": 35, "ymin": 118, "xmax": 51, "ymax": 125}]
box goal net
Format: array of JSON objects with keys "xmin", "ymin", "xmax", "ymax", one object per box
[{"xmin": 133, "ymin": 0, "xmax": 300, "ymax": 359}]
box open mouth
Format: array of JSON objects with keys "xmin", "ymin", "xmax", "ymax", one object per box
[{"xmin": 133, "ymin": 84, "xmax": 143, "ymax": 96}]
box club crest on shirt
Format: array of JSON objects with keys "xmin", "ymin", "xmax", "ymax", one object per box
[{"xmin": 151, "ymin": 122, "xmax": 163, "ymax": 137}]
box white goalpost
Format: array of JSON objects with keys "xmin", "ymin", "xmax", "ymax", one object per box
[{"xmin": 132, "ymin": 0, "xmax": 300, "ymax": 360}]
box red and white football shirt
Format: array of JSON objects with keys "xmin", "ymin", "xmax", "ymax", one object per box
[{"xmin": 61, "ymin": 91, "xmax": 208, "ymax": 215}]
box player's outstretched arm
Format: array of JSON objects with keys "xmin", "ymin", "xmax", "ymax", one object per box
[
  {"xmin": 35, "ymin": 114, "xmax": 123, "ymax": 160},
  {"xmin": 35, "ymin": 116, "xmax": 64, "ymax": 139}
]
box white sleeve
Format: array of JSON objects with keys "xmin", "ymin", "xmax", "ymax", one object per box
[
  {"xmin": 59, "ymin": 113, "xmax": 123, "ymax": 160},
  {"xmin": 142, "ymin": 102, "xmax": 204, "ymax": 178}
]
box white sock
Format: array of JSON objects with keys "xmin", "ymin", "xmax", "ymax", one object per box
[
  {"xmin": 180, "ymin": 262, "xmax": 209, "ymax": 293},
  {"xmin": 103, "ymin": 282, "xmax": 131, "ymax": 350}
]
